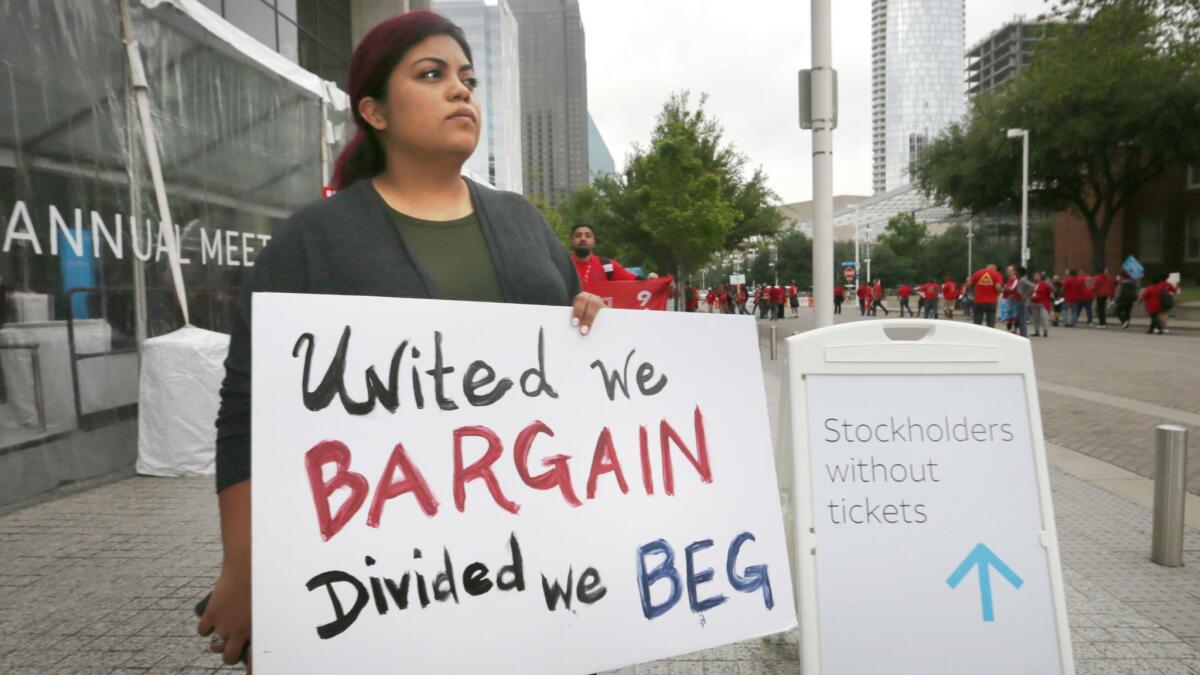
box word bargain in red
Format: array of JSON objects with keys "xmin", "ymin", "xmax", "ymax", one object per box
[{"xmin": 305, "ymin": 407, "xmax": 714, "ymax": 541}]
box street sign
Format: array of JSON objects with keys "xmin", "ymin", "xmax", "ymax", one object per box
[
  {"xmin": 840, "ymin": 261, "xmax": 856, "ymax": 268},
  {"xmin": 780, "ymin": 321, "xmax": 1073, "ymax": 675},
  {"xmin": 730, "ymin": 273, "xmax": 746, "ymax": 285},
  {"xmin": 1122, "ymin": 255, "xmax": 1145, "ymax": 280}
]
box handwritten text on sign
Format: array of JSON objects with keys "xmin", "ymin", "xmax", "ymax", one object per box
[{"xmin": 250, "ymin": 294, "xmax": 795, "ymax": 674}]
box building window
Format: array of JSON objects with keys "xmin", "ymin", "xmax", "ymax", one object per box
[
  {"xmin": 226, "ymin": 0, "xmax": 278, "ymax": 49},
  {"xmin": 1140, "ymin": 215, "xmax": 1163, "ymax": 263},
  {"xmin": 1188, "ymin": 164, "xmax": 1200, "ymax": 190},
  {"xmin": 1187, "ymin": 213, "xmax": 1200, "ymax": 262}
]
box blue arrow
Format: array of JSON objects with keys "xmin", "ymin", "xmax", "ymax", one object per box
[{"xmin": 946, "ymin": 543, "xmax": 1024, "ymax": 621}]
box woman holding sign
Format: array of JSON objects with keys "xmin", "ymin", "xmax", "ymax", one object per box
[{"xmin": 198, "ymin": 11, "xmax": 605, "ymax": 668}]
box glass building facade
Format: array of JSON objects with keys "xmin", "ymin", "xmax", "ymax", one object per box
[
  {"xmin": 871, "ymin": 0, "xmax": 966, "ymax": 194},
  {"xmin": 196, "ymin": 0, "xmax": 353, "ymax": 88},
  {"xmin": 0, "ymin": 0, "xmax": 348, "ymax": 508},
  {"xmin": 434, "ymin": 0, "xmax": 525, "ymax": 194}
]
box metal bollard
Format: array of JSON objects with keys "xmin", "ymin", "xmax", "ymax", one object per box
[
  {"xmin": 770, "ymin": 325, "xmax": 777, "ymax": 360},
  {"xmin": 1151, "ymin": 424, "xmax": 1188, "ymax": 567}
]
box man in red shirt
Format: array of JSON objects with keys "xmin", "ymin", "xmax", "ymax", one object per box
[
  {"xmin": 570, "ymin": 223, "xmax": 639, "ymax": 286},
  {"xmin": 834, "ymin": 283, "xmax": 844, "ymax": 314},
  {"xmin": 1078, "ymin": 270, "xmax": 1096, "ymax": 326},
  {"xmin": 684, "ymin": 283, "xmax": 699, "ymax": 312},
  {"xmin": 769, "ymin": 283, "xmax": 786, "ymax": 321},
  {"xmin": 897, "ymin": 283, "xmax": 913, "ymax": 317},
  {"xmin": 1090, "ymin": 268, "xmax": 1115, "ymax": 328},
  {"xmin": 787, "ymin": 283, "xmax": 800, "ymax": 317},
  {"xmin": 919, "ymin": 279, "xmax": 939, "ymax": 318},
  {"xmin": 941, "ymin": 276, "xmax": 960, "ymax": 320},
  {"xmin": 1061, "ymin": 270, "xmax": 1080, "ymax": 326},
  {"xmin": 966, "ymin": 264, "xmax": 1003, "ymax": 327},
  {"xmin": 871, "ymin": 279, "xmax": 890, "ymax": 316},
  {"xmin": 1030, "ymin": 272, "xmax": 1054, "ymax": 337},
  {"xmin": 856, "ymin": 283, "xmax": 869, "ymax": 316}
]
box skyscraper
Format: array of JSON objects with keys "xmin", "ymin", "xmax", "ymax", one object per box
[
  {"xmin": 508, "ymin": 0, "xmax": 589, "ymax": 204},
  {"xmin": 587, "ymin": 113, "xmax": 615, "ymax": 182},
  {"xmin": 871, "ymin": 0, "xmax": 966, "ymax": 194},
  {"xmin": 434, "ymin": 0, "xmax": 524, "ymax": 193},
  {"xmin": 967, "ymin": 18, "xmax": 1053, "ymax": 97}
]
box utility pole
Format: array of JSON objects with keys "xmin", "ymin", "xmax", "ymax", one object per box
[
  {"xmin": 805, "ymin": 0, "xmax": 835, "ymax": 328},
  {"xmin": 967, "ymin": 219, "xmax": 975, "ymax": 278},
  {"xmin": 1007, "ymin": 128, "xmax": 1030, "ymax": 268}
]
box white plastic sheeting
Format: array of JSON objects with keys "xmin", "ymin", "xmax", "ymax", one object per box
[{"xmin": 136, "ymin": 326, "xmax": 229, "ymax": 476}]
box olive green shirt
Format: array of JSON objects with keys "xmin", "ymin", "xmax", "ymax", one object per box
[{"xmin": 387, "ymin": 208, "xmax": 504, "ymax": 303}]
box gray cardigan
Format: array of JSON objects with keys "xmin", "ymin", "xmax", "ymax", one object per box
[{"xmin": 214, "ymin": 178, "xmax": 580, "ymax": 491}]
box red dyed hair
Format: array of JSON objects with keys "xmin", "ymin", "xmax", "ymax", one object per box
[{"xmin": 329, "ymin": 11, "xmax": 473, "ymax": 190}]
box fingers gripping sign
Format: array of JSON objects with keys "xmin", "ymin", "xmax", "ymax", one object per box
[{"xmin": 571, "ymin": 292, "xmax": 605, "ymax": 336}]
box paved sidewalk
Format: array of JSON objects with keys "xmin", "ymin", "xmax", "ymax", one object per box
[{"xmin": 1, "ymin": 313, "xmax": 1199, "ymax": 674}]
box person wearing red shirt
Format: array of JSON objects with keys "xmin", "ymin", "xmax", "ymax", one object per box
[
  {"xmin": 569, "ymin": 224, "xmax": 639, "ymax": 288},
  {"xmin": 705, "ymin": 289, "xmax": 717, "ymax": 312},
  {"xmin": 684, "ymin": 283, "xmax": 699, "ymax": 312},
  {"xmin": 834, "ymin": 283, "xmax": 844, "ymax": 314},
  {"xmin": 787, "ymin": 283, "xmax": 800, "ymax": 317},
  {"xmin": 966, "ymin": 264, "xmax": 1004, "ymax": 327},
  {"xmin": 917, "ymin": 280, "xmax": 939, "ymax": 318},
  {"xmin": 717, "ymin": 285, "xmax": 730, "ymax": 315},
  {"xmin": 897, "ymin": 283, "xmax": 914, "ymax": 317},
  {"xmin": 856, "ymin": 283, "xmax": 869, "ymax": 316},
  {"xmin": 941, "ymin": 276, "xmax": 960, "ymax": 320},
  {"xmin": 1061, "ymin": 270, "xmax": 1080, "ymax": 327},
  {"xmin": 769, "ymin": 283, "xmax": 786, "ymax": 321},
  {"xmin": 1078, "ymin": 269, "xmax": 1096, "ymax": 326},
  {"xmin": 1090, "ymin": 268, "xmax": 1115, "ymax": 328},
  {"xmin": 1139, "ymin": 274, "xmax": 1169, "ymax": 335},
  {"xmin": 870, "ymin": 279, "xmax": 890, "ymax": 316},
  {"xmin": 1029, "ymin": 271, "xmax": 1054, "ymax": 337},
  {"xmin": 736, "ymin": 284, "xmax": 749, "ymax": 315}
]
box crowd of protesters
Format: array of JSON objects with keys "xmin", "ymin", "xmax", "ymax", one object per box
[
  {"xmin": 685, "ymin": 281, "xmax": 806, "ymax": 320},
  {"xmin": 835, "ymin": 266, "xmax": 1181, "ymax": 337},
  {"xmin": 684, "ymin": 268, "xmax": 1183, "ymax": 338}
]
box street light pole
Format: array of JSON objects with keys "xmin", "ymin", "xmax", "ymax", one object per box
[
  {"xmin": 810, "ymin": 0, "xmax": 835, "ymax": 328},
  {"xmin": 865, "ymin": 225, "xmax": 872, "ymax": 284},
  {"xmin": 1007, "ymin": 128, "xmax": 1030, "ymax": 269},
  {"xmin": 854, "ymin": 226, "xmax": 860, "ymax": 292},
  {"xmin": 967, "ymin": 218, "xmax": 975, "ymax": 278}
]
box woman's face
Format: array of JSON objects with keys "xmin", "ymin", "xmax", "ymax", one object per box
[{"xmin": 362, "ymin": 34, "xmax": 481, "ymax": 161}]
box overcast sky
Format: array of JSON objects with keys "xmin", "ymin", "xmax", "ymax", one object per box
[{"xmin": 578, "ymin": 0, "xmax": 1052, "ymax": 205}]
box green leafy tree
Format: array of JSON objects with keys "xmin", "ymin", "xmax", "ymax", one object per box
[
  {"xmin": 775, "ymin": 231, "xmax": 814, "ymax": 289},
  {"xmin": 556, "ymin": 93, "xmax": 784, "ymax": 284},
  {"xmin": 874, "ymin": 213, "xmax": 928, "ymax": 283},
  {"xmin": 912, "ymin": 0, "xmax": 1200, "ymax": 271}
]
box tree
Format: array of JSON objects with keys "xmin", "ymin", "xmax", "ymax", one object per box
[
  {"xmin": 556, "ymin": 93, "xmax": 784, "ymax": 283},
  {"xmin": 533, "ymin": 197, "xmax": 567, "ymax": 243},
  {"xmin": 912, "ymin": 0, "xmax": 1200, "ymax": 271},
  {"xmin": 775, "ymin": 231, "xmax": 814, "ymax": 288},
  {"xmin": 874, "ymin": 213, "xmax": 928, "ymax": 283}
]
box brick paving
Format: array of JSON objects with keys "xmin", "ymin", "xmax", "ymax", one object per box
[{"xmin": 0, "ymin": 310, "xmax": 1198, "ymax": 674}]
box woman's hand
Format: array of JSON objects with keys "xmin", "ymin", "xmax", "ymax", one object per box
[
  {"xmin": 199, "ymin": 554, "xmax": 252, "ymax": 669},
  {"xmin": 199, "ymin": 480, "xmax": 253, "ymax": 670},
  {"xmin": 571, "ymin": 292, "xmax": 606, "ymax": 335}
]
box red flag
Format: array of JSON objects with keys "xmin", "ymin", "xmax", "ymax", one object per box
[{"xmin": 583, "ymin": 276, "xmax": 673, "ymax": 311}]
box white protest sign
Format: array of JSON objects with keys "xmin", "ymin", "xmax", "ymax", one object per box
[
  {"xmin": 251, "ymin": 293, "xmax": 795, "ymax": 673},
  {"xmin": 783, "ymin": 321, "xmax": 1073, "ymax": 675}
]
